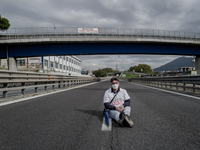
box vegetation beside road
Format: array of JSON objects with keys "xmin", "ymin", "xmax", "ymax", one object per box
[
  {"xmin": 92, "ymin": 63, "xmax": 153, "ymax": 77},
  {"xmin": 92, "ymin": 68, "xmax": 116, "ymax": 77},
  {"xmin": 128, "ymin": 64, "xmax": 153, "ymax": 73},
  {"xmin": 120, "ymin": 73, "xmax": 139, "ymax": 78}
]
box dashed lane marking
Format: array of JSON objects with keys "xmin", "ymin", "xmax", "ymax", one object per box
[{"xmin": 101, "ymin": 118, "xmax": 112, "ymax": 131}]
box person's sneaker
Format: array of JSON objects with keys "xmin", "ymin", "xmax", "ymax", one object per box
[
  {"xmin": 124, "ymin": 114, "xmax": 134, "ymax": 127},
  {"xmin": 117, "ymin": 119, "xmax": 124, "ymax": 126},
  {"xmin": 117, "ymin": 112, "xmax": 125, "ymax": 126}
]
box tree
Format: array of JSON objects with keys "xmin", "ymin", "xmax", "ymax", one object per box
[
  {"xmin": 92, "ymin": 68, "xmax": 115, "ymax": 77},
  {"xmin": 102, "ymin": 68, "xmax": 113, "ymax": 73},
  {"xmin": 93, "ymin": 69, "xmax": 106, "ymax": 77},
  {"xmin": 128, "ymin": 64, "xmax": 152, "ymax": 73},
  {"xmin": 135, "ymin": 64, "xmax": 152, "ymax": 73},
  {"xmin": 0, "ymin": 15, "xmax": 10, "ymax": 31},
  {"xmin": 128, "ymin": 65, "xmax": 138, "ymax": 72}
]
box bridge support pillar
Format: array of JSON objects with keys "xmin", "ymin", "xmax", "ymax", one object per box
[
  {"xmin": 8, "ymin": 58, "xmax": 17, "ymax": 71},
  {"xmin": 195, "ymin": 56, "xmax": 200, "ymax": 74}
]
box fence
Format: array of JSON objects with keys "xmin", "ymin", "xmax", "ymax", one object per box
[
  {"xmin": 0, "ymin": 70, "xmax": 99, "ymax": 98},
  {"xmin": 128, "ymin": 75, "xmax": 200, "ymax": 93},
  {"xmin": 0, "ymin": 27, "xmax": 200, "ymax": 43}
]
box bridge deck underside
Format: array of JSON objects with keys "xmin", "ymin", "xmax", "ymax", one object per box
[{"xmin": 0, "ymin": 43, "xmax": 200, "ymax": 58}]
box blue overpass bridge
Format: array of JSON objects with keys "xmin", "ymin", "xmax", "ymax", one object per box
[{"xmin": 0, "ymin": 27, "xmax": 200, "ymax": 72}]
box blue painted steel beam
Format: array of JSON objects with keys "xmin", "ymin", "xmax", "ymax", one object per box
[{"xmin": 0, "ymin": 43, "xmax": 200, "ymax": 58}]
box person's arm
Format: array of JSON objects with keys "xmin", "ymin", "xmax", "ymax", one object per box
[
  {"xmin": 123, "ymin": 99, "xmax": 130, "ymax": 107},
  {"xmin": 104, "ymin": 102, "xmax": 116, "ymax": 110}
]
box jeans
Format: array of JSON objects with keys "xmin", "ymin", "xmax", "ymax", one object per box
[{"xmin": 109, "ymin": 106, "xmax": 131, "ymax": 122}]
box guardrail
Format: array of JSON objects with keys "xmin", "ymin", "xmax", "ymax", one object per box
[
  {"xmin": 128, "ymin": 75, "xmax": 200, "ymax": 93},
  {"xmin": 0, "ymin": 70, "xmax": 99, "ymax": 98},
  {"xmin": 0, "ymin": 27, "xmax": 200, "ymax": 43}
]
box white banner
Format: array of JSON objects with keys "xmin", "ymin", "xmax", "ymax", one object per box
[{"xmin": 78, "ymin": 28, "xmax": 98, "ymax": 34}]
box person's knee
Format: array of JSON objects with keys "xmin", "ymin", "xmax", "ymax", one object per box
[
  {"xmin": 124, "ymin": 106, "xmax": 131, "ymax": 111},
  {"xmin": 123, "ymin": 106, "xmax": 131, "ymax": 115},
  {"xmin": 109, "ymin": 110, "xmax": 120, "ymax": 120},
  {"xmin": 115, "ymin": 113, "xmax": 120, "ymax": 120}
]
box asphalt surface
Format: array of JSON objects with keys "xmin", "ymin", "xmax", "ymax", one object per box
[{"xmin": 0, "ymin": 80, "xmax": 200, "ymax": 150}]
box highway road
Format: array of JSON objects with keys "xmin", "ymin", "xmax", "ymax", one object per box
[{"xmin": 0, "ymin": 80, "xmax": 200, "ymax": 150}]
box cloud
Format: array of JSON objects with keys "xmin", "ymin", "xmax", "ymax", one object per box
[
  {"xmin": 1, "ymin": 0, "xmax": 200, "ymax": 30},
  {"xmin": 76, "ymin": 55, "xmax": 187, "ymax": 71}
]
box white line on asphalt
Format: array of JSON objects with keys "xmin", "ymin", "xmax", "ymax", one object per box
[
  {"xmin": 127, "ymin": 82, "xmax": 200, "ymax": 100},
  {"xmin": 101, "ymin": 118, "xmax": 112, "ymax": 131},
  {"xmin": 0, "ymin": 79, "xmax": 110, "ymax": 107}
]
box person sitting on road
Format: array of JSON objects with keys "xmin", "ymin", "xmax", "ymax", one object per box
[{"xmin": 103, "ymin": 77, "xmax": 134, "ymax": 127}]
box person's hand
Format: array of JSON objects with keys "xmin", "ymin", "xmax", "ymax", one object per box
[
  {"xmin": 119, "ymin": 105, "xmax": 124, "ymax": 112},
  {"xmin": 116, "ymin": 107, "xmax": 120, "ymax": 112},
  {"xmin": 116, "ymin": 105, "xmax": 124, "ymax": 112}
]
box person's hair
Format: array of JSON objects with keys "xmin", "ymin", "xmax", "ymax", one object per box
[{"xmin": 110, "ymin": 77, "xmax": 119, "ymax": 83}]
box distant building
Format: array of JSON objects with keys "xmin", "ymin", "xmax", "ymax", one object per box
[
  {"xmin": 0, "ymin": 59, "xmax": 7, "ymax": 69},
  {"xmin": 178, "ymin": 67, "xmax": 195, "ymax": 72},
  {"xmin": 0, "ymin": 56, "xmax": 82, "ymax": 75}
]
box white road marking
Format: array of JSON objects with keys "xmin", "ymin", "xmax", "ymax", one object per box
[
  {"xmin": 128, "ymin": 82, "xmax": 200, "ymax": 100},
  {"xmin": 0, "ymin": 79, "xmax": 110, "ymax": 107},
  {"xmin": 101, "ymin": 118, "xmax": 112, "ymax": 131}
]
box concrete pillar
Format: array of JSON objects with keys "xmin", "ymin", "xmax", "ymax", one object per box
[
  {"xmin": 41, "ymin": 56, "xmax": 44, "ymax": 70},
  {"xmin": 62, "ymin": 56, "xmax": 64, "ymax": 72},
  {"xmin": 49, "ymin": 56, "xmax": 50, "ymax": 70},
  {"xmin": 195, "ymin": 56, "xmax": 200, "ymax": 74},
  {"xmin": 8, "ymin": 58, "xmax": 17, "ymax": 71},
  {"xmin": 58, "ymin": 56, "xmax": 60, "ymax": 71},
  {"xmin": 54, "ymin": 56, "xmax": 55, "ymax": 71},
  {"xmin": 66, "ymin": 56, "xmax": 67, "ymax": 74}
]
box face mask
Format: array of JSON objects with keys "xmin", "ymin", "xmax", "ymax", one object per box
[{"xmin": 112, "ymin": 84, "xmax": 119, "ymax": 89}]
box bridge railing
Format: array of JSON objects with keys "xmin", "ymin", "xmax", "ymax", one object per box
[
  {"xmin": 128, "ymin": 75, "xmax": 200, "ymax": 93},
  {"xmin": 0, "ymin": 70, "xmax": 99, "ymax": 98},
  {"xmin": 1, "ymin": 27, "xmax": 200, "ymax": 41}
]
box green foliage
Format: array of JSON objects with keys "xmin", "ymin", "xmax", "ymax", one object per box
[
  {"xmin": 0, "ymin": 15, "xmax": 11, "ymax": 31},
  {"xmin": 101, "ymin": 68, "xmax": 114, "ymax": 73},
  {"xmin": 129, "ymin": 64, "xmax": 152, "ymax": 73},
  {"xmin": 128, "ymin": 65, "xmax": 137, "ymax": 72},
  {"xmin": 92, "ymin": 69, "xmax": 106, "ymax": 77},
  {"xmin": 120, "ymin": 73, "xmax": 139, "ymax": 78},
  {"xmin": 92, "ymin": 68, "xmax": 115, "ymax": 77}
]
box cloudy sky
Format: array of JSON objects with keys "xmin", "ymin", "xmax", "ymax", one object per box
[{"xmin": 1, "ymin": 0, "xmax": 199, "ymax": 71}]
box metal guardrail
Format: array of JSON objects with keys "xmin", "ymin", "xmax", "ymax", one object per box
[
  {"xmin": 0, "ymin": 27, "xmax": 200, "ymax": 42},
  {"xmin": 0, "ymin": 70, "xmax": 99, "ymax": 98},
  {"xmin": 128, "ymin": 75, "xmax": 200, "ymax": 93}
]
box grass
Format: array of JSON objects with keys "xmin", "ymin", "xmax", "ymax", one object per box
[{"xmin": 120, "ymin": 73, "xmax": 139, "ymax": 78}]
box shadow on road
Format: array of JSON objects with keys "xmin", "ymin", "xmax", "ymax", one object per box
[
  {"xmin": 75, "ymin": 109, "xmax": 129, "ymax": 128},
  {"xmin": 75, "ymin": 109, "xmax": 103, "ymax": 122}
]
